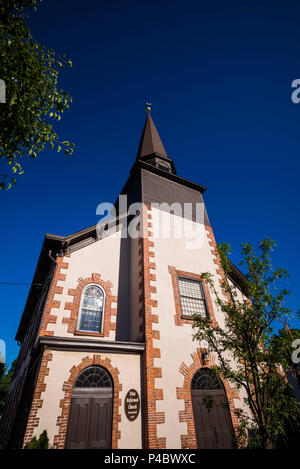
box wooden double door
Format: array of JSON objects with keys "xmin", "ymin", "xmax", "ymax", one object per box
[
  {"xmin": 65, "ymin": 388, "xmax": 113, "ymax": 449},
  {"xmin": 191, "ymin": 388, "xmax": 233, "ymax": 449}
]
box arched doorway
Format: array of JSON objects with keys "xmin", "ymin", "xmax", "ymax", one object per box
[
  {"xmin": 65, "ymin": 366, "xmax": 113, "ymax": 449},
  {"xmin": 191, "ymin": 368, "xmax": 233, "ymax": 449}
]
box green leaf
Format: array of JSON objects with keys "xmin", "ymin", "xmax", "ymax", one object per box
[{"xmin": 0, "ymin": 1, "xmax": 75, "ymax": 190}]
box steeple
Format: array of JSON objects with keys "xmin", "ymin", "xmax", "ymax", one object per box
[{"xmin": 136, "ymin": 105, "xmax": 176, "ymax": 174}]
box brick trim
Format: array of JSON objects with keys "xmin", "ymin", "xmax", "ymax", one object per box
[
  {"xmin": 62, "ymin": 273, "xmax": 117, "ymax": 338},
  {"xmin": 205, "ymin": 225, "xmax": 231, "ymax": 302},
  {"xmin": 140, "ymin": 204, "xmax": 166, "ymax": 449},
  {"xmin": 40, "ymin": 255, "xmax": 70, "ymax": 336},
  {"xmin": 168, "ymin": 266, "xmax": 218, "ymax": 327},
  {"xmin": 177, "ymin": 348, "xmax": 239, "ymax": 449},
  {"xmin": 53, "ymin": 354, "xmax": 122, "ymax": 449},
  {"xmin": 23, "ymin": 349, "xmax": 53, "ymax": 447}
]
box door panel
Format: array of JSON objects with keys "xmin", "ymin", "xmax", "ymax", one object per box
[
  {"xmin": 88, "ymin": 397, "xmax": 112, "ymax": 449},
  {"xmin": 192, "ymin": 395, "xmax": 215, "ymax": 448},
  {"xmin": 192, "ymin": 390, "xmax": 233, "ymax": 449},
  {"xmin": 65, "ymin": 398, "xmax": 90, "ymax": 449},
  {"xmin": 209, "ymin": 394, "xmax": 233, "ymax": 449},
  {"xmin": 65, "ymin": 396, "xmax": 112, "ymax": 449}
]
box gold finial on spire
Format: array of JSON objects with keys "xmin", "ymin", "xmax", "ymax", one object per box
[{"xmin": 145, "ymin": 102, "xmax": 152, "ymax": 112}]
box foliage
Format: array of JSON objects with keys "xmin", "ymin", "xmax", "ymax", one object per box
[
  {"xmin": 192, "ymin": 238, "xmax": 300, "ymax": 449},
  {"xmin": 271, "ymin": 326, "xmax": 300, "ymax": 373},
  {"xmin": 0, "ymin": 0, "xmax": 74, "ymax": 190},
  {"xmin": 0, "ymin": 360, "xmax": 15, "ymax": 416},
  {"xmin": 271, "ymin": 326, "xmax": 300, "ymax": 448},
  {"xmin": 202, "ymin": 394, "xmax": 214, "ymax": 412},
  {"xmin": 24, "ymin": 430, "xmax": 49, "ymax": 449}
]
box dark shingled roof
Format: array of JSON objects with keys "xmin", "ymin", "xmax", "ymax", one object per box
[{"xmin": 136, "ymin": 111, "xmax": 169, "ymax": 159}]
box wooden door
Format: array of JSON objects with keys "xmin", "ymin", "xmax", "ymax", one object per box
[
  {"xmin": 65, "ymin": 393, "xmax": 113, "ymax": 449},
  {"xmin": 65, "ymin": 397, "xmax": 91, "ymax": 449},
  {"xmin": 191, "ymin": 368, "xmax": 233, "ymax": 449},
  {"xmin": 65, "ymin": 366, "xmax": 113, "ymax": 449},
  {"xmin": 192, "ymin": 390, "xmax": 233, "ymax": 449},
  {"xmin": 87, "ymin": 396, "xmax": 112, "ymax": 449},
  {"xmin": 209, "ymin": 393, "xmax": 233, "ymax": 449},
  {"xmin": 191, "ymin": 391, "xmax": 215, "ymax": 448}
]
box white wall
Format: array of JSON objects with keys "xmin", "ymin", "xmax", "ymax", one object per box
[
  {"xmin": 150, "ymin": 207, "xmax": 247, "ymax": 447},
  {"xmin": 45, "ymin": 230, "xmax": 126, "ymax": 340}
]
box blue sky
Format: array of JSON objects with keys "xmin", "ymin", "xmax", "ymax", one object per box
[{"xmin": 1, "ymin": 0, "xmax": 300, "ymax": 366}]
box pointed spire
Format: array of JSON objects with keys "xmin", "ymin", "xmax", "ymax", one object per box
[{"xmin": 136, "ymin": 106, "xmax": 168, "ymax": 159}]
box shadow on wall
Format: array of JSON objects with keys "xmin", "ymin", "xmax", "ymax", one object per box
[{"xmin": 115, "ymin": 223, "xmax": 131, "ymax": 342}]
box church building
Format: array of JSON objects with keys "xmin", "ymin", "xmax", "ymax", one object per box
[{"xmin": 0, "ymin": 109, "xmax": 249, "ymax": 449}]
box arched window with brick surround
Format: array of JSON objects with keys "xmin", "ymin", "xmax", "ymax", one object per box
[{"xmin": 77, "ymin": 284, "xmax": 105, "ymax": 333}]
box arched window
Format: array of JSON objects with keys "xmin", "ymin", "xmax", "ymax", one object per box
[
  {"xmin": 74, "ymin": 366, "xmax": 112, "ymax": 388},
  {"xmin": 77, "ymin": 285, "xmax": 105, "ymax": 333},
  {"xmin": 191, "ymin": 368, "xmax": 222, "ymax": 390}
]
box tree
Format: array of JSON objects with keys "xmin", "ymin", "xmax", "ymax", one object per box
[
  {"xmin": 0, "ymin": 0, "xmax": 74, "ymax": 190},
  {"xmin": 271, "ymin": 326, "xmax": 300, "ymax": 448},
  {"xmin": 0, "ymin": 360, "xmax": 15, "ymax": 416},
  {"xmin": 24, "ymin": 430, "xmax": 49, "ymax": 449},
  {"xmin": 192, "ymin": 238, "xmax": 300, "ymax": 449}
]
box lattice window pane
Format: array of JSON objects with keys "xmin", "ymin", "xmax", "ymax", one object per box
[
  {"xmin": 79, "ymin": 286, "xmax": 104, "ymax": 332},
  {"xmin": 74, "ymin": 366, "xmax": 112, "ymax": 388},
  {"xmin": 178, "ymin": 279, "xmax": 203, "ymax": 299},
  {"xmin": 191, "ymin": 369, "xmax": 222, "ymax": 390},
  {"xmin": 180, "ymin": 297, "xmax": 206, "ymax": 316},
  {"xmin": 178, "ymin": 278, "xmax": 208, "ymax": 318}
]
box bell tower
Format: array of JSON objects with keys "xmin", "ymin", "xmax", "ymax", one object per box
[{"xmin": 135, "ymin": 104, "xmax": 176, "ymax": 175}]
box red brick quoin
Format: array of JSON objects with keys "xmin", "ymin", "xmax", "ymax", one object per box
[
  {"xmin": 40, "ymin": 255, "xmax": 70, "ymax": 336},
  {"xmin": 140, "ymin": 204, "xmax": 166, "ymax": 449},
  {"xmin": 63, "ymin": 273, "xmax": 118, "ymax": 338},
  {"xmin": 205, "ymin": 225, "xmax": 231, "ymax": 302},
  {"xmin": 23, "ymin": 349, "xmax": 53, "ymax": 446},
  {"xmin": 53, "ymin": 355, "xmax": 122, "ymax": 449},
  {"xmin": 176, "ymin": 348, "xmax": 240, "ymax": 449}
]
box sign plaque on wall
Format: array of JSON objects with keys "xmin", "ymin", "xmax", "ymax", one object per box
[{"xmin": 124, "ymin": 389, "xmax": 140, "ymax": 421}]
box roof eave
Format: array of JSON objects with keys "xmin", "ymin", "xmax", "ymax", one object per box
[{"xmin": 15, "ymin": 213, "xmax": 130, "ymax": 342}]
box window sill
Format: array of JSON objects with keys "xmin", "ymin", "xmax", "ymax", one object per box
[{"xmin": 74, "ymin": 330, "xmax": 104, "ymax": 337}]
